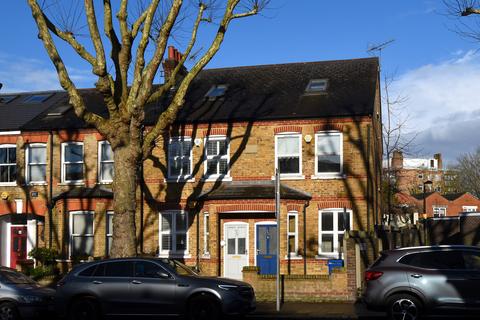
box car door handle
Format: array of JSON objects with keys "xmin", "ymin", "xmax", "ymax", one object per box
[
  {"xmin": 410, "ymin": 274, "xmax": 422, "ymax": 278},
  {"xmin": 92, "ymin": 280, "xmax": 103, "ymax": 284},
  {"xmin": 178, "ymin": 283, "xmax": 190, "ymax": 287},
  {"xmin": 131, "ymin": 280, "xmax": 142, "ymax": 284}
]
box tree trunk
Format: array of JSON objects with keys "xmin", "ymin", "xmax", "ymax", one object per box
[{"xmin": 110, "ymin": 143, "xmax": 139, "ymax": 257}]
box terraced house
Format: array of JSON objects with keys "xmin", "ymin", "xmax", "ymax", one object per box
[{"xmin": 0, "ymin": 57, "xmax": 382, "ymax": 289}]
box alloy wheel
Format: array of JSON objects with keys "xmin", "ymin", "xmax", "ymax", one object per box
[
  {"xmin": 390, "ymin": 298, "xmax": 418, "ymax": 320},
  {"xmin": 0, "ymin": 303, "xmax": 17, "ymax": 320}
]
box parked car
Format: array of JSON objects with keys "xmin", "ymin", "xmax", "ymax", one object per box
[
  {"xmin": 56, "ymin": 257, "xmax": 256, "ymax": 320},
  {"xmin": 0, "ymin": 267, "xmax": 55, "ymax": 319},
  {"xmin": 363, "ymin": 245, "xmax": 480, "ymax": 320}
]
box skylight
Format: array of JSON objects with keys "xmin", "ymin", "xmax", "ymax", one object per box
[
  {"xmin": 305, "ymin": 79, "xmax": 328, "ymax": 93},
  {"xmin": 0, "ymin": 95, "xmax": 18, "ymax": 104},
  {"xmin": 205, "ymin": 84, "xmax": 228, "ymax": 100},
  {"xmin": 23, "ymin": 94, "xmax": 52, "ymax": 104},
  {"xmin": 47, "ymin": 105, "xmax": 72, "ymax": 116}
]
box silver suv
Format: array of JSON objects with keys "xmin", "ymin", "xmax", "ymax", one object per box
[{"xmin": 363, "ymin": 245, "xmax": 480, "ymax": 320}]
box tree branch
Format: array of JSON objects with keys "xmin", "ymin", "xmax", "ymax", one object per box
[
  {"xmin": 103, "ymin": 0, "xmax": 122, "ymax": 102},
  {"xmin": 27, "ymin": 0, "xmax": 110, "ymax": 135}
]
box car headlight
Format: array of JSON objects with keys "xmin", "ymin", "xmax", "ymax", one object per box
[
  {"xmin": 218, "ymin": 284, "xmax": 238, "ymax": 290},
  {"xmin": 19, "ymin": 295, "xmax": 44, "ymax": 304}
]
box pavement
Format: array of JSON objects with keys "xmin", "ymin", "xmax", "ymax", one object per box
[{"xmin": 246, "ymin": 301, "xmax": 386, "ymax": 319}]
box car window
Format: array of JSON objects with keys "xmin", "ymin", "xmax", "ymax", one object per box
[
  {"xmin": 104, "ymin": 261, "xmax": 134, "ymax": 277},
  {"xmin": 0, "ymin": 270, "xmax": 36, "ymax": 284},
  {"xmin": 92, "ymin": 263, "xmax": 106, "ymax": 276},
  {"xmin": 400, "ymin": 251, "xmax": 465, "ymax": 270},
  {"xmin": 78, "ymin": 265, "xmax": 97, "ymax": 277},
  {"xmin": 160, "ymin": 258, "xmax": 198, "ymax": 276},
  {"xmin": 463, "ymin": 251, "xmax": 480, "ymax": 270},
  {"xmin": 134, "ymin": 261, "xmax": 168, "ymax": 278}
]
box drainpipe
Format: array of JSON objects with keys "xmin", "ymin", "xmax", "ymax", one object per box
[
  {"xmin": 196, "ymin": 209, "xmax": 200, "ymax": 271},
  {"xmin": 367, "ymin": 124, "xmax": 371, "ymax": 232},
  {"xmin": 139, "ymin": 125, "xmax": 145, "ymax": 254},
  {"xmin": 303, "ymin": 200, "xmax": 309, "ymax": 275},
  {"xmin": 47, "ymin": 130, "xmax": 54, "ymax": 249}
]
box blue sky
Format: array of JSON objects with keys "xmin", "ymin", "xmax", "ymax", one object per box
[{"xmin": 1, "ymin": 1, "xmax": 480, "ymax": 162}]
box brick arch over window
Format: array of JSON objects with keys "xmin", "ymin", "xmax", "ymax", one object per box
[
  {"xmin": 203, "ymin": 128, "xmax": 228, "ymax": 136},
  {"xmin": 216, "ymin": 203, "xmax": 275, "ymax": 212},
  {"xmin": 274, "ymin": 126, "xmax": 302, "ymax": 134},
  {"xmin": 314, "ymin": 124, "xmax": 344, "ymax": 132},
  {"xmin": 317, "ymin": 200, "xmax": 352, "ymax": 210}
]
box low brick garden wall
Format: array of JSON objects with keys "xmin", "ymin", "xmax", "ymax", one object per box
[{"xmin": 242, "ymin": 267, "xmax": 356, "ymax": 302}]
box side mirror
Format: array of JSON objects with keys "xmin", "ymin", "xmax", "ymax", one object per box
[{"xmin": 157, "ymin": 271, "xmax": 171, "ymax": 279}]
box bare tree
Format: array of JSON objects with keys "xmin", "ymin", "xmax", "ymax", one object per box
[
  {"xmin": 455, "ymin": 147, "xmax": 480, "ymax": 197},
  {"xmin": 444, "ymin": 0, "xmax": 480, "ymax": 41},
  {"xmin": 26, "ymin": 0, "xmax": 268, "ymax": 257}
]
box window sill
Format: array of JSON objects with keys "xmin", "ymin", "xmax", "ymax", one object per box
[
  {"xmin": 311, "ymin": 174, "xmax": 346, "ymax": 180},
  {"xmin": 284, "ymin": 254, "xmax": 303, "ymax": 260},
  {"xmin": 26, "ymin": 182, "xmax": 48, "ymax": 186},
  {"xmin": 165, "ymin": 177, "xmax": 196, "ymax": 183},
  {"xmin": 271, "ymin": 175, "xmax": 305, "ymax": 181},
  {"xmin": 0, "ymin": 182, "xmax": 17, "ymax": 187},
  {"xmin": 201, "ymin": 176, "xmax": 232, "ymax": 182},
  {"xmin": 315, "ymin": 254, "xmax": 343, "ymax": 260},
  {"xmin": 58, "ymin": 182, "xmax": 85, "ymax": 186},
  {"xmin": 201, "ymin": 254, "xmax": 211, "ymax": 259},
  {"xmin": 96, "ymin": 181, "xmax": 113, "ymax": 185},
  {"xmin": 158, "ymin": 253, "xmax": 192, "ymax": 259}
]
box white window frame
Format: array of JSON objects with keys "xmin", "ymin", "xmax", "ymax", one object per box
[
  {"xmin": 25, "ymin": 143, "xmax": 47, "ymax": 184},
  {"xmin": 313, "ymin": 131, "xmax": 343, "ymax": 178},
  {"xmin": 203, "ymin": 213, "xmax": 210, "ymax": 257},
  {"xmin": 287, "ymin": 211, "xmax": 299, "ymax": 257},
  {"xmin": 318, "ymin": 208, "xmax": 353, "ymax": 258},
  {"xmin": 61, "ymin": 142, "xmax": 84, "ymax": 184},
  {"xmin": 98, "ymin": 141, "xmax": 114, "ymax": 184},
  {"xmin": 463, "ymin": 206, "xmax": 478, "ymax": 212},
  {"xmin": 159, "ymin": 211, "xmax": 189, "ymax": 257},
  {"xmin": 0, "ymin": 144, "xmax": 16, "ymax": 186},
  {"xmin": 433, "ymin": 206, "xmax": 447, "ymax": 217},
  {"xmin": 274, "ymin": 133, "xmax": 303, "ymax": 178},
  {"xmin": 203, "ymin": 136, "xmax": 230, "ymax": 180},
  {"xmin": 168, "ymin": 137, "xmax": 193, "ymax": 181},
  {"xmin": 106, "ymin": 211, "xmax": 114, "ymax": 256},
  {"xmin": 69, "ymin": 211, "xmax": 94, "ymax": 259}
]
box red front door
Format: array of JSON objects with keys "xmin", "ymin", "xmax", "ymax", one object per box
[{"xmin": 10, "ymin": 226, "xmax": 27, "ymax": 269}]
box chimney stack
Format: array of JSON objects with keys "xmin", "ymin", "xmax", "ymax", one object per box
[
  {"xmin": 391, "ymin": 150, "xmax": 403, "ymax": 170},
  {"xmin": 434, "ymin": 153, "xmax": 442, "ymax": 170},
  {"xmin": 163, "ymin": 46, "xmax": 187, "ymax": 82}
]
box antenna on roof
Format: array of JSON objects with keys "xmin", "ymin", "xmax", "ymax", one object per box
[{"xmin": 367, "ymin": 39, "xmax": 395, "ymax": 55}]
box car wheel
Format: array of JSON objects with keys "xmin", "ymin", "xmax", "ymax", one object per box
[
  {"xmin": 68, "ymin": 297, "xmax": 101, "ymax": 320},
  {"xmin": 0, "ymin": 302, "xmax": 19, "ymax": 320},
  {"xmin": 188, "ymin": 295, "xmax": 220, "ymax": 320},
  {"xmin": 387, "ymin": 294, "xmax": 422, "ymax": 320}
]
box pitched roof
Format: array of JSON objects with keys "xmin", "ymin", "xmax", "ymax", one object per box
[
  {"xmin": 443, "ymin": 192, "xmax": 470, "ymax": 201},
  {"xmin": 52, "ymin": 186, "xmax": 113, "ymax": 202},
  {"xmin": 21, "ymin": 57, "xmax": 379, "ymax": 131},
  {"xmin": 196, "ymin": 181, "xmax": 312, "ymax": 201},
  {"xmin": 411, "ymin": 192, "xmax": 435, "ymax": 200},
  {"xmin": 0, "ymin": 91, "xmax": 60, "ymax": 131}
]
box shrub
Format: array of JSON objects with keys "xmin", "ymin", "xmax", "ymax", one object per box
[{"xmin": 28, "ymin": 248, "xmax": 59, "ymax": 266}]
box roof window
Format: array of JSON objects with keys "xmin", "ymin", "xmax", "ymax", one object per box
[
  {"xmin": 23, "ymin": 94, "xmax": 52, "ymax": 104},
  {"xmin": 305, "ymin": 79, "xmax": 328, "ymax": 93},
  {"xmin": 205, "ymin": 84, "xmax": 228, "ymax": 100},
  {"xmin": 0, "ymin": 95, "xmax": 18, "ymax": 104},
  {"xmin": 47, "ymin": 105, "xmax": 72, "ymax": 116}
]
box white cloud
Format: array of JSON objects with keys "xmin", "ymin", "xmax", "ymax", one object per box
[
  {"xmin": 390, "ymin": 50, "xmax": 480, "ymax": 163},
  {"xmin": 0, "ymin": 53, "xmax": 94, "ymax": 93}
]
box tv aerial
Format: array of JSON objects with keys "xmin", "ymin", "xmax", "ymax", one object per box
[{"xmin": 367, "ymin": 39, "xmax": 395, "ymax": 56}]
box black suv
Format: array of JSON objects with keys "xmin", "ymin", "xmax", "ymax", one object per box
[
  {"xmin": 363, "ymin": 245, "xmax": 480, "ymax": 320},
  {"xmin": 56, "ymin": 257, "xmax": 255, "ymax": 320}
]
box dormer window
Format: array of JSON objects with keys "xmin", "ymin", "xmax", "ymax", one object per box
[
  {"xmin": 206, "ymin": 84, "xmax": 228, "ymax": 100},
  {"xmin": 47, "ymin": 105, "xmax": 72, "ymax": 116},
  {"xmin": 23, "ymin": 94, "xmax": 52, "ymax": 103},
  {"xmin": 306, "ymin": 79, "xmax": 328, "ymax": 93}
]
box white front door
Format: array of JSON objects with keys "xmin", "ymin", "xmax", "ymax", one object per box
[{"xmin": 224, "ymin": 223, "xmax": 249, "ymax": 279}]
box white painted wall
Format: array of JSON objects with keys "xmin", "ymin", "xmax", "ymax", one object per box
[
  {"xmin": 0, "ymin": 220, "xmax": 11, "ymax": 267},
  {"xmin": 27, "ymin": 220, "xmax": 36, "ymax": 260}
]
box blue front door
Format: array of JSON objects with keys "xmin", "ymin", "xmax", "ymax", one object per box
[{"xmin": 256, "ymin": 224, "xmax": 277, "ymax": 275}]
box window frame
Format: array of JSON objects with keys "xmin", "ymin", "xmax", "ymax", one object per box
[
  {"xmin": 159, "ymin": 211, "xmax": 189, "ymax": 257},
  {"xmin": 0, "ymin": 144, "xmax": 17, "ymax": 186},
  {"xmin": 463, "ymin": 206, "xmax": 478, "ymax": 212},
  {"xmin": 168, "ymin": 136, "xmax": 193, "ymax": 180},
  {"xmin": 106, "ymin": 211, "xmax": 114, "ymax": 256},
  {"xmin": 203, "ymin": 136, "xmax": 230, "ymax": 180},
  {"xmin": 25, "ymin": 143, "xmax": 47, "ymax": 184},
  {"xmin": 433, "ymin": 206, "xmax": 447, "ymax": 218},
  {"xmin": 274, "ymin": 133, "xmax": 302, "ymax": 178},
  {"xmin": 61, "ymin": 142, "xmax": 85, "ymax": 184},
  {"xmin": 98, "ymin": 141, "xmax": 114, "ymax": 184},
  {"xmin": 203, "ymin": 213, "xmax": 210, "ymax": 257},
  {"xmin": 314, "ymin": 131, "xmax": 343, "ymax": 178},
  {"xmin": 318, "ymin": 208, "xmax": 353, "ymax": 258},
  {"xmin": 69, "ymin": 211, "xmax": 95, "ymax": 259},
  {"xmin": 287, "ymin": 211, "xmax": 299, "ymax": 257}
]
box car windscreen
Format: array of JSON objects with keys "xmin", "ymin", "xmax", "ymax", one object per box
[
  {"xmin": 0, "ymin": 270, "xmax": 37, "ymax": 285},
  {"xmin": 161, "ymin": 259, "xmax": 198, "ymax": 276}
]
